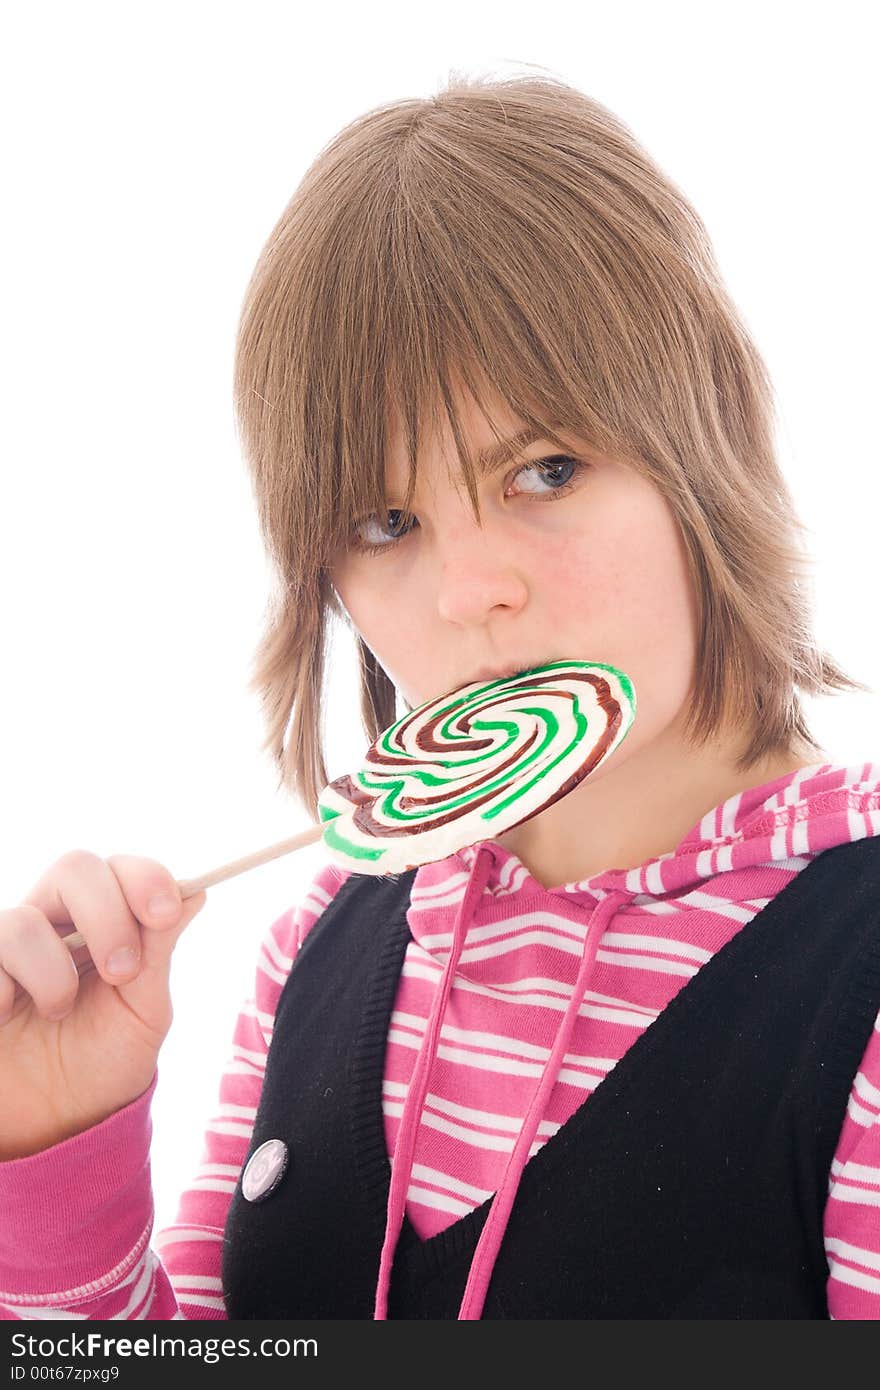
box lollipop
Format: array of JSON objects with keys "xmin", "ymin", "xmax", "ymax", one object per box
[
  {"xmin": 317, "ymin": 659, "xmax": 636, "ymax": 874},
  {"xmin": 59, "ymin": 660, "xmax": 635, "ymax": 967}
]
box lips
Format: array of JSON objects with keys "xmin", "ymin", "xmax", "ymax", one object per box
[{"xmin": 464, "ymin": 664, "xmax": 537, "ymax": 687}]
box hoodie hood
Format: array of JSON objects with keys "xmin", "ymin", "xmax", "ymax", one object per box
[
  {"xmin": 452, "ymin": 759, "xmax": 880, "ymax": 905},
  {"xmin": 372, "ymin": 759, "xmax": 880, "ymax": 1318}
]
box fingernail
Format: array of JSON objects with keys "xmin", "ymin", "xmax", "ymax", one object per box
[
  {"xmin": 147, "ymin": 893, "xmax": 180, "ymax": 920},
  {"xmin": 106, "ymin": 946, "xmax": 141, "ymax": 978}
]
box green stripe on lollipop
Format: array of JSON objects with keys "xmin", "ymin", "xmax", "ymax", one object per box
[
  {"xmin": 316, "ymin": 661, "xmax": 638, "ymax": 875},
  {"xmin": 363, "ymin": 713, "xmax": 532, "ymax": 791},
  {"xmin": 483, "ymin": 707, "xmax": 590, "ymax": 819},
  {"xmin": 321, "ymin": 818, "xmax": 385, "ymax": 862},
  {"xmin": 358, "ymin": 708, "xmax": 564, "ymax": 824}
]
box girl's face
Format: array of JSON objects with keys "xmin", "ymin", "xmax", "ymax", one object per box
[{"xmin": 330, "ymin": 384, "xmax": 701, "ymax": 780}]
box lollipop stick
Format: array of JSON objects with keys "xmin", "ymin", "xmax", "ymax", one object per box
[
  {"xmin": 175, "ymin": 822, "xmax": 324, "ymax": 897},
  {"xmin": 61, "ymin": 822, "xmax": 324, "ymax": 956}
]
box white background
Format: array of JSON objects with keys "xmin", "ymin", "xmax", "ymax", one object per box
[{"xmin": 1, "ymin": 2, "xmax": 877, "ymax": 1236}]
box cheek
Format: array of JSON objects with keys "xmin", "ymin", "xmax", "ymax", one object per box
[
  {"xmin": 341, "ymin": 587, "xmax": 407, "ymax": 648},
  {"xmin": 329, "ymin": 568, "xmax": 386, "ymax": 650},
  {"xmin": 331, "ymin": 565, "xmax": 435, "ymax": 693},
  {"xmin": 549, "ymin": 506, "xmax": 698, "ymax": 710}
]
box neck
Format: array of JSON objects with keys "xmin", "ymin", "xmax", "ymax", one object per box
[{"xmin": 492, "ymin": 713, "xmax": 823, "ymax": 891}]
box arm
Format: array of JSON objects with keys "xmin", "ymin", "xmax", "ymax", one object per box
[
  {"xmin": 824, "ymin": 1006, "xmax": 880, "ymax": 1319},
  {"xmin": 0, "ymin": 862, "xmax": 349, "ymax": 1320}
]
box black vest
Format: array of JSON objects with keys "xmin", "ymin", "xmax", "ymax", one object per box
[{"xmin": 222, "ymin": 838, "xmax": 880, "ymax": 1319}]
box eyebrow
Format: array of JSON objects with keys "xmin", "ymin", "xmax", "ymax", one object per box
[{"xmin": 473, "ymin": 425, "xmax": 547, "ymax": 476}]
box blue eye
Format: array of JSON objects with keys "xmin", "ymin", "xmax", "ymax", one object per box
[
  {"xmin": 350, "ymin": 455, "xmax": 586, "ymax": 556},
  {"xmin": 355, "ymin": 507, "xmax": 416, "ymax": 551},
  {"xmin": 516, "ymin": 456, "xmax": 579, "ymax": 493}
]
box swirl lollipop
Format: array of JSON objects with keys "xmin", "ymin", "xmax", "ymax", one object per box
[
  {"xmin": 57, "ymin": 660, "xmax": 636, "ymax": 968},
  {"xmin": 317, "ymin": 659, "xmax": 636, "ymax": 875}
]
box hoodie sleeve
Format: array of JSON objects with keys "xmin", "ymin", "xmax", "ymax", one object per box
[
  {"xmin": 824, "ymin": 1005, "xmax": 880, "ymax": 1318},
  {"xmin": 0, "ymin": 862, "xmax": 349, "ymax": 1320}
]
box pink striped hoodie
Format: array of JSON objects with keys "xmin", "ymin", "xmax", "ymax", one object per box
[{"xmin": 2, "ymin": 760, "xmax": 880, "ymax": 1318}]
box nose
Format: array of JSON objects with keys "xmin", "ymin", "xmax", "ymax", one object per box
[{"xmin": 433, "ymin": 508, "xmax": 529, "ymax": 626}]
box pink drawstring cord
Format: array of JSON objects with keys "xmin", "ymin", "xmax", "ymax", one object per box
[
  {"xmin": 373, "ymin": 844, "xmax": 495, "ymax": 1320},
  {"xmin": 457, "ymin": 888, "xmax": 631, "ymax": 1318}
]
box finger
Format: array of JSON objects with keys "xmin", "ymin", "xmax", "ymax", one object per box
[
  {"xmin": 20, "ymin": 849, "xmax": 151, "ymax": 986},
  {"xmin": 94, "ymin": 867, "xmax": 206, "ymax": 1029},
  {"xmin": 0, "ymin": 961, "xmax": 19, "ymax": 1024},
  {"xmin": 103, "ymin": 854, "xmax": 206, "ymax": 975},
  {"xmin": 0, "ymin": 905, "xmax": 81, "ymax": 1021}
]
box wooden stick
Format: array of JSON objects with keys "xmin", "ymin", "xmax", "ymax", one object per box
[
  {"xmin": 61, "ymin": 822, "xmax": 325, "ymax": 955},
  {"xmin": 176, "ymin": 822, "xmax": 324, "ymax": 897}
]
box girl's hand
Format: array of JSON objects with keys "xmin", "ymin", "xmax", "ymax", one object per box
[{"xmin": 0, "ymin": 850, "xmax": 207, "ymax": 1161}]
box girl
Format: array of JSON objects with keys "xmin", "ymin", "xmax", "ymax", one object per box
[{"xmin": 1, "ymin": 74, "xmax": 879, "ymax": 1320}]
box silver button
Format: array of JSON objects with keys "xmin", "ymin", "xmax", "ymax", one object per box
[{"xmin": 241, "ymin": 1138, "xmax": 289, "ymax": 1202}]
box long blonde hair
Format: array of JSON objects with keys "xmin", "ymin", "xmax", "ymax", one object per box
[{"xmin": 233, "ymin": 71, "xmax": 869, "ymax": 820}]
